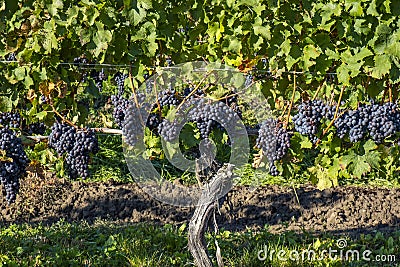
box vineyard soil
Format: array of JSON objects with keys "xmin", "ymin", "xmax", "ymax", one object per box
[{"xmin": 1, "ymin": 172, "xmax": 399, "ymax": 235}]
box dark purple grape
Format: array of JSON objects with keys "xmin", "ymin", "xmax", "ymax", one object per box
[{"xmin": 0, "ymin": 127, "xmax": 29, "ymax": 203}]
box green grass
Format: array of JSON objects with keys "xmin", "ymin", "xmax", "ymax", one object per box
[
  {"xmin": 91, "ymin": 135, "xmax": 400, "ymax": 189},
  {"xmin": 90, "ymin": 134, "xmax": 133, "ymax": 183},
  {"xmin": 0, "ymin": 220, "xmax": 399, "ymax": 266}
]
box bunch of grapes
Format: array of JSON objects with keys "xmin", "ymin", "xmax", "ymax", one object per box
[
  {"xmin": 0, "ymin": 127, "xmax": 29, "ymax": 203},
  {"xmin": 73, "ymin": 56, "xmax": 89, "ymax": 65},
  {"xmin": 292, "ymin": 100, "xmax": 334, "ymax": 143},
  {"xmin": 367, "ymin": 102, "xmax": 400, "ymax": 143},
  {"xmin": 90, "ymin": 68, "xmax": 106, "ymax": 92},
  {"xmin": 48, "ymin": 123, "xmax": 76, "ymax": 155},
  {"xmin": 114, "ymin": 72, "xmax": 128, "ymax": 96},
  {"xmin": 73, "ymin": 56, "xmax": 89, "ymax": 82},
  {"xmin": 334, "ymin": 102, "xmax": 400, "ymax": 143},
  {"xmin": 156, "ymin": 87, "xmax": 243, "ymax": 141},
  {"xmin": 158, "ymin": 89, "xmax": 180, "ymax": 107},
  {"xmin": 157, "ymin": 119, "xmax": 181, "ymax": 142},
  {"xmin": 65, "ymin": 130, "xmax": 99, "ymax": 179},
  {"xmin": 5, "ymin": 52, "xmax": 17, "ymax": 61},
  {"xmin": 334, "ymin": 106, "xmax": 368, "ymax": 142},
  {"xmin": 23, "ymin": 122, "xmax": 46, "ymax": 135},
  {"xmin": 48, "ymin": 123, "xmax": 99, "ymax": 179},
  {"xmin": 0, "ymin": 112, "xmax": 21, "ymax": 128},
  {"xmin": 189, "ymin": 99, "xmax": 224, "ymax": 139},
  {"xmin": 122, "ymin": 100, "xmax": 150, "ymax": 147},
  {"xmin": 158, "ymin": 97, "xmax": 240, "ymax": 141},
  {"xmin": 111, "ymin": 95, "xmax": 133, "ymax": 128},
  {"xmin": 256, "ymin": 118, "xmax": 291, "ymax": 176},
  {"xmin": 183, "ymin": 87, "xmax": 204, "ymax": 99}
]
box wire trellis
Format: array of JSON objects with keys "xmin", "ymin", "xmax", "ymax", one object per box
[{"xmin": 0, "ymin": 59, "xmax": 340, "ymax": 76}]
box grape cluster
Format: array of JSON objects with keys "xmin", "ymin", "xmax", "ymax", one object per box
[
  {"xmin": 368, "ymin": 102, "xmax": 400, "ymax": 143},
  {"xmin": 183, "ymin": 87, "xmax": 204, "ymax": 99},
  {"xmin": 256, "ymin": 118, "xmax": 291, "ymax": 176},
  {"xmin": 65, "ymin": 130, "xmax": 99, "ymax": 179},
  {"xmin": 5, "ymin": 53, "xmax": 17, "ymax": 61},
  {"xmin": 334, "ymin": 102, "xmax": 400, "ymax": 143},
  {"xmin": 49, "ymin": 123, "xmax": 99, "ymax": 179},
  {"xmin": 158, "ymin": 89, "xmax": 180, "ymax": 107},
  {"xmin": 123, "ymin": 101, "xmax": 148, "ymax": 147},
  {"xmin": 146, "ymin": 113, "xmax": 161, "ymax": 131},
  {"xmin": 48, "ymin": 123, "xmax": 76, "ymax": 155},
  {"xmin": 114, "ymin": 72, "xmax": 128, "ymax": 96},
  {"xmin": 158, "ymin": 119, "xmax": 181, "ymax": 142},
  {"xmin": 111, "ymin": 95, "xmax": 133, "ymax": 128},
  {"xmin": 40, "ymin": 94, "xmax": 49, "ymax": 104},
  {"xmin": 73, "ymin": 56, "xmax": 89, "ymax": 65},
  {"xmin": 189, "ymin": 99, "xmax": 234, "ymax": 139},
  {"xmin": 0, "ymin": 127, "xmax": 29, "ymax": 203},
  {"xmin": 158, "ymin": 98, "xmax": 240, "ymax": 141},
  {"xmin": 0, "ymin": 112, "xmax": 22, "ymax": 128},
  {"xmin": 292, "ymin": 100, "xmax": 335, "ymax": 143},
  {"xmin": 110, "ymin": 92, "xmax": 151, "ymax": 146},
  {"xmin": 73, "ymin": 56, "xmax": 89, "ymax": 82},
  {"xmin": 23, "ymin": 122, "xmax": 46, "ymax": 135},
  {"xmin": 244, "ymin": 73, "xmax": 253, "ymax": 87},
  {"xmin": 90, "ymin": 68, "xmax": 106, "ymax": 92},
  {"xmin": 334, "ymin": 107, "xmax": 367, "ymax": 142}
]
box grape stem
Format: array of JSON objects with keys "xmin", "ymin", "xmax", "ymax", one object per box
[
  {"xmin": 128, "ymin": 63, "xmax": 145, "ymax": 126},
  {"xmin": 312, "ymin": 78, "xmax": 326, "ymax": 101},
  {"xmin": 280, "ymin": 100, "xmax": 290, "ymax": 121},
  {"xmin": 50, "ymin": 104, "xmax": 77, "ymax": 129},
  {"xmin": 315, "ymin": 85, "xmax": 346, "ymax": 146},
  {"xmin": 285, "ymin": 70, "xmax": 296, "ymax": 129},
  {"xmin": 215, "ymin": 92, "xmax": 240, "ymax": 102},
  {"xmin": 176, "ymin": 71, "xmax": 213, "ymax": 112}
]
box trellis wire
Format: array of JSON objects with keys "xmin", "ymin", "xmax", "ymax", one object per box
[{"xmin": 0, "ymin": 60, "xmax": 339, "ymax": 76}]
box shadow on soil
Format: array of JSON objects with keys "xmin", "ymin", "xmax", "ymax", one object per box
[{"xmin": 1, "ymin": 175, "xmax": 399, "ymax": 237}]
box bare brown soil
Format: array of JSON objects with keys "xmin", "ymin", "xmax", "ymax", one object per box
[{"xmin": 1, "ymin": 173, "xmax": 399, "ymax": 235}]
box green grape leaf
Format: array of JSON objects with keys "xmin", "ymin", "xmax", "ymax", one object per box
[
  {"xmin": 180, "ymin": 124, "xmax": 200, "ymax": 148},
  {"xmin": 363, "ymin": 139, "xmax": 377, "ymax": 153},
  {"xmin": 13, "ymin": 66, "xmax": 27, "ymax": 81},
  {"xmin": 47, "ymin": 0, "xmax": 64, "ymax": 16},
  {"xmin": 352, "ymin": 157, "xmax": 370, "ymax": 178},
  {"xmin": 300, "ymin": 138, "xmax": 313, "ymax": 149},
  {"xmin": 366, "ymin": 0, "xmax": 379, "ymax": 16},
  {"xmin": 337, "ymin": 63, "xmax": 351, "ymax": 85},
  {"xmin": 371, "ymin": 54, "xmax": 391, "ymax": 78},
  {"xmin": 35, "ymin": 111, "xmax": 48, "ymax": 120}
]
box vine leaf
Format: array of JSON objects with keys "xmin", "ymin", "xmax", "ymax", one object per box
[
  {"xmin": 300, "ymin": 138, "xmax": 312, "ymax": 149},
  {"xmin": 308, "ymin": 165, "xmax": 338, "ymax": 190},
  {"xmin": 341, "ymin": 140, "xmax": 381, "ymax": 178},
  {"xmin": 352, "ymin": 159, "xmax": 371, "ymax": 178},
  {"xmin": 371, "ymin": 54, "xmax": 391, "ymax": 79}
]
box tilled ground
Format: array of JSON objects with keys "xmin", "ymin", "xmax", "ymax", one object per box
[{"xmin": 1, "ymin": 172, "xmax": 399, "ymax": 235}]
